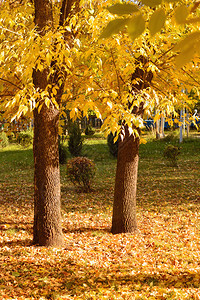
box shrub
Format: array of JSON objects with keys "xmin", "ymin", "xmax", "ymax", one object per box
[
  {"xmin": 7, "ymin": 132, "xmax": 16, "ymax": 143},
  {"xmin": 66, "ymin": 156, "xmax": 96, "ymax": 192},
  {"xmin": 107, "ymin": 132, "xmax": 118, "ymax": 158},
  {"xmin": 85, "ymin": 124, "xmax": 95, "ymax": 136},
  {"xmin": 17, "ymin": 130, "xmax": 33, "ymax": 147},
  {"xmin": 163, "ymin": 144, "xmax": 180, "ymax": 167},
  {"xmin": 163, "ymin": 131, "xmax": 179, "ymax": 142},
  {"xmin": 0, "ymin": 131, "xmax": 9, "ymax": 148},
  {"xmin": 68, "ymin": 123, "xmax": 83, "ymax": 157},
  {"xmin": 59, "ymin": 142, "xmax": 68, "ymax": 164}
]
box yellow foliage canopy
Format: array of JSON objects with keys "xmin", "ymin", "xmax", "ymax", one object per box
[{"xmin": 0, "ymin": 0, "xmax": 199, "ymax": 137}]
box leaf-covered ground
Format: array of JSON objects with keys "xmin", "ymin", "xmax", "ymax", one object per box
[{"xmin": 0, "ymin": 133, "xmax": 200, "ymax": 299}]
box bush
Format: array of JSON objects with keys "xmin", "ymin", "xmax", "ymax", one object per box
[
  {"xmin": 85, "ymin": 124, "xmax": 95, "ymax": 136},
  {"xmin": 59, "ymin": 142, "xmax": 68, "ymax": 164},
  {"xmin": 107, "ymin": 132, "xmax": 118, "ymax": 158},
  {"xmin": 163, "ymin": 144, "xmax": 180, "ymax": 167},
  {"xmin": 163, "ymin": 131, "xmax": 179, "ymax": 142},
  {"xmin": 66, "ymin": 156, "xmax": 96, "ymax": 192},
  {"xmin": 68, "ymin": 123, "xmax": 83, "ymax": 157},
  {"xmin": 17, "ymin": 130, "xmax": 33, "ymax": 147},
  {"xmin": 7, "ymin": 132, "xmax": 16, "ymax": 143},
  {"xmin": 0, "ymin": 131, "xmax": 9, "ymax": 148}
]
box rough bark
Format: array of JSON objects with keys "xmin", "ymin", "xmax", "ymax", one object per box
[
  {"xmin": 111, "ymin": 126, "xmax": 139, "ymax": 234},
  {"xmin": 32, "ymin": 110, "xmax": 63, "ymax": 246},
  {"xmin": 32, "ymin": 69, "xmax": 64, "ymax": 246},
  {"xmin": 111, "ymin": 55, "xmax": 153, "ymax": 234},
  {"xmin": 32, "ymin": 0, "xmax": 64, "ymax": 246},
  {"xmin": 34, "ymin": 0, "xmax": 53, "ymax": 32}
]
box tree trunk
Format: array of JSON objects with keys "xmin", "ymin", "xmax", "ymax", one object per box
[
  {"xmin": 32, "ymin": 0, "xmax": 64, "ymax": 246},
  {"xmin": 111, "ymin": 55, "xmax": 153, "ymax": 234},
  {"xmin": 111, "ymin": 126, "xmax": 139, "ymax": 234},
  {"xmin": 33, "ymin": 100, "xmax": 64, "ymax": 246}
]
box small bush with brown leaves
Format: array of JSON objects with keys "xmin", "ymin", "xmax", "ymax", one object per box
[
  {"xmin": 163, "ymin": 144, "xmax": 180, "ymax": 167},
  {"xmin": 66, "ymin": 157, "xmax": 96, "ymax": 192}
]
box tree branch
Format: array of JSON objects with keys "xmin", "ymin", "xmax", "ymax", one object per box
[
  {"xmin": 0, "ymin": 93, "xmax": 15, "ymax": 97},
  {"xmin": 0, "ymin": 26, "xmax": 21, "ymax": 36},
  {"xmin": 181, "ymin": 68, "xmax": 200, "ymax": 86},
  {"xmin": 0, "ymin": 77, "xmax": 23, "ymax": 90},
  {"xmin": 59, "ymin": 0, "xmax": 80, "ymax": 26}
]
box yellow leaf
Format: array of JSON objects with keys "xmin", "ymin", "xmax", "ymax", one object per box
[
  {"xmin": 41, "ymin": 91, "xmax": 49, "ymax": 98},
  {"xmin": 113, "ymin": 135, "xmax": 119, "ymax": 143},
  {"xmin": 175, "ymin": 47, "xmax": 195, "ymax": 68},
  {"xmin": 51, "ymin": 98, "xmax": 59, "ymax": 110},
  {"xmin": 174, "ymin": 5, "xmax": 189, "ymax": 24},
  {"xmin": 140, "ymin": 137, "xmax": 147, "ymax": 144},
  {"xmin": 174, "ymin": 32, "xmax": 200, "ymax": 52},
  {"xmin": 37, "ymin": 62, "xmax": 44, "ymax": 72},
  {"xmin": 127, "ymin": 14, "xmax": 145, "ymax": 41},
  {"xmin": 174, "ymin": 281, "xmax": 182, "ymax": 288},
  {"xmin": 46, "ymin": 52, "xmax": 51, "ymax": 66},
  {"xmin": 149, "ymin": 8, "xmax": 166, "ymax": 36},
  {"xmin": 45, "ymin": 98, "xmax": 50, "ymax": 108},
  {"xmin": 58, "ymin": 126, "xmax": 63, "ymax": 135},
  {"xmin": 38, "ymin": 103, "xmax": 43, "ymax": 113},
  {"xmin": 66, "ymin": 59, "xmax": 72, "ymax": 68},
  {"xmin": 70, "ymin": 108, "xmax": 78, "ymax": 119},
  {"xmin": 52, "ymin": 87, "xmax": 57, "ymax": 95},
  {"xmin": 100, "ymin": 18, "xmax": 129, "ymax": 39},
  {"xmin": 107, "ymin": 3, "xmax": 139, "ymax": 15}
]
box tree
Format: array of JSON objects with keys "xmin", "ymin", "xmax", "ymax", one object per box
[
  {"xmin": 33, "ymin": 0, "xmax": 65, "ymax": 246},
  {"xmin": 0, "ymin": 0, "xmax": 199, "ymax": 242},
  {"xmin": 32, "ymin": 0, "xmax": 199, "ymax": 237},
  {"xmin": 111, "ymin": 127, "xmax": 140, "ymax": 233},
  {"xmin": 111, "ymin": 57, "xmax": 153, "ymax": 233},
  {"xmin": 33, "ymin": 0, "xmax": 84, "ymax": 246},
  {"xmin": 69, "ymin": 0, "xmax": 199, "ymax": 234},
  {"xmin": 0, "ymin": 0, "xmax": 95, "ymax": 247},
  {"xmin": 0, "ymin": 0, "xmax": 81, "ymax": 246}
]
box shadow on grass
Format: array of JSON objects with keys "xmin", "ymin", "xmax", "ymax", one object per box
[
  {"xmin": 0, "ymin": 147, "xmax": 33, "ymax": 163},
  {"xmin": 62, "ymin": 227, "xmax": 110, "ymax": 234},
  {"xmin": 0, "ymin": 221, "xmax": 32, "ymax": 226},
  {"xmin": 1, "ymin": 258, "xmax": 199, "ymax": 298},
  {"xmin": 82, "ymin": 143, "xmax": 113, "ymax": 162}
]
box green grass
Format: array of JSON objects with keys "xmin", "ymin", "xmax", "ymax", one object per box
[{"xmin": 1, "ymin": 132, "xmax": 199, "ymax": 214}]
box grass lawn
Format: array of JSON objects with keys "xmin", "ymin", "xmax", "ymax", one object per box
[{"xmin": 0, "ymin": 131, "xmax": 200, "ymax": 299}]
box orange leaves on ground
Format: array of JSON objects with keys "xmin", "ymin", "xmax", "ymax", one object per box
[
  {"xmin": 0, "ymin": 138, "xmax": 200, "ymax": 299},
  {"xmin": 1, "ymin": 192, "xmax": 200, "ymax": 299}
]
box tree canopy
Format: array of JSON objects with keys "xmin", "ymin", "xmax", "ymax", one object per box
[{"xmin": 0, "ymin": 0, "xmax": 199, "ymax": 135}]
